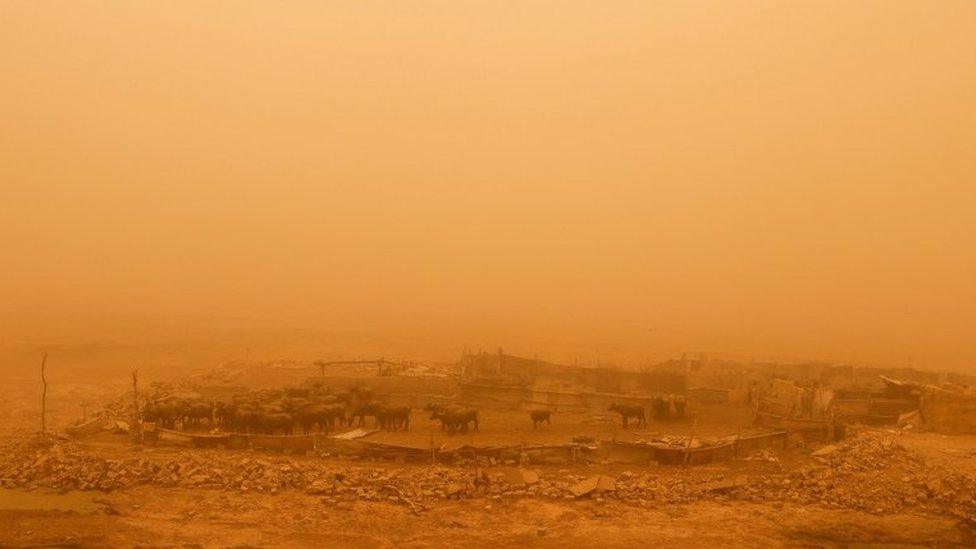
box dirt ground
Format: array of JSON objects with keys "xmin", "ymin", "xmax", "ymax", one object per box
[
  {"xmin": 2, "ymin": 487, "xmax": 970, "ymax": 548},
  {"xmin": 365, "ymin": 404, "xmax": 758, "ymax": 449},
  {"xmin": 2, "ymin": 323, "xmax": 976, "ymax": 548}
]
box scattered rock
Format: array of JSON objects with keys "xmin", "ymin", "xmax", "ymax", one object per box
[
  {"xmin": 570, "ymin": 475, "xmax": 615, "ymax": 497},
  {"xmin": 2, "ymin": 429, "xmax": 973, "ymax": 523},
  {"xmin": 811, "ymin": 444, "xmax": 838, "ymax": 457}
]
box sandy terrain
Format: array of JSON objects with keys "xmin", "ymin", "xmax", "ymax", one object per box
[
  {"xmin": 2, "ymin": 487, "xmax": 970, "ymax": 548},
  {"xmin": 1, "ymin": 325, "xmax": 975, "ymax": 548}
]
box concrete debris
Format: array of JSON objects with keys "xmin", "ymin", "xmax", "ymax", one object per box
[
  {"xmin": 744, "ymin": 450, "xmax": 779, "ymax": 463},
  {"xmin": 570, "ymin": 475, "xmax": 616, "ymax": 497},
  {"xmin": 694, "ymin": 476, "xmax": 745, "ymax": 494},
  {"xmin": 2, "ymin": 430, "xmax": 975, "ymax": 523},
  {"xmin": 331, "ymin": 428, "xmax": 378, "ymax": 440},
  {"xmin": 810, "ymin": 444, "xmax": 838, "ymax": 457},
  {"xmin": 502, "ymin": 468, "xmax": 539, "ymax": 486},
  {"xmin": 731, "ymin": 431, "xmax": 976, "ymax": 523},
  {"xmin": 570, "ymin": 476, "xmax": 599, "ymax": 497},
  {"xmin": 898, "ymin": 410, "xmax": 921, "ymax": 430}
]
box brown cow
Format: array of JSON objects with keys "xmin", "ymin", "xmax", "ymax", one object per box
[
  {"xmin": 380, "ymin": 406, "xmax": 411, "ymax": 432},
  {"xmin": 182, "ymin": 400, "xmax": 213, "ymax": 431},
  {"xmin": 608, "ymin": 402, "xmax": 646, "ymax": 428},
  {"xmin": 295, "ymin": 403, "xmax": 345, "ymax": 434},
  {"xmin": 258, "ymin": 411, "xmax": 294, "ymax": 434},
  {"xmin": 143, "ymin": 399, "xmax": 182, "ymax": 429},
  {"xmin": 350, "ymin": 402, "xmax": 384, "ymax": 427},
  {"xmin": 430, "ymin": 406, "xmax": 479, "ymax": 435},
  {"xmin": 529, "ymin": 409, "xmax": 551, "ymax": 429}
]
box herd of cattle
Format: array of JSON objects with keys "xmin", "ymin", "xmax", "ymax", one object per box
[
  {"xmin": 141, "ymin": 385, "xmax": 483, "ymax": 436},
  {"xmin": 141, "ymin": 384, "xmax": 688, "ymax": 436},
  {"xmin": 608, "ymin": 394, "xmax": 687, "ymax": 428}
]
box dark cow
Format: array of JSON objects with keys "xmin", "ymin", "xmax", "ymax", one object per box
[
  {"xmin": 651, "ymin": 396, "xmax": 670, "ymax": 419},
  {"xmin": 323, "ymin": 404, "xmax": 347, "ymax": 431},
  {"xmin": 214, "ymin": 401, "xmax": 234, "ymax": 429},
  {"xmin": 222, "ymin": 398, "xmax": 265, "ymax": 433},
  {"xmin": 380, "ymin": 406, "xmax": 411, "ymax": 432},
  {"xmin": 651, "ymin": 394, "xmax": 687, "ymax": 420},
  {"xmin": 529, "ymin": 409, "xmax": 551, "ymax": 429},
  {"xmin": 608, "ymin": 402, "xmax": 646, "ymax": 428},
  {"xmin": 182, "ymin": 400, "xmax": 213, "ymax": 430},
  {"xmin": 233, "ymin": 407, "xmax": 264, "ymax": 434},
  {"xmin": 430, "ymin": 406, "xmax": 479, "ymax": 435},
  {"xmin": 258, "ymin": 411, "xmax": 294, "ymax": 434},
  {"xmin": 350, "ymin": 402, "xmax": 384, "ymax": 427},
  {"xmin": 295, "ymin": 403, "xmax": 346, "ymax": 434},
  {"xmin": 424, "ymin": 404, "xmax": 448, "ymax": 431},
  {"xmin": 424, "ymin": 404, "xmax": 457, "ymax": 432},
  {"xmin": 674, "ymin": 395, "xmax": 687, "ymax": 418},
  {"xmin": 143, "ymin": 399, "xmax": 183, "ymax": 429}
]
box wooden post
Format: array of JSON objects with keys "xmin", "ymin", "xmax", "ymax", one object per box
[{"xmin": 40, "ymin": 352, "xmax": 48, "ymax": 432}]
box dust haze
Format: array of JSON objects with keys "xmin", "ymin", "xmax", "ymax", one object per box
[
  {"xmin": 3, "ymin": 1, "xmax": 973, "ymax": 371},
  {"xmin": 2, "ymin": 4, "xmax": 976, "ymax": 546}
]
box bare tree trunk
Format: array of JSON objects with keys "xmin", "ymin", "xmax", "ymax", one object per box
[
  {"xmin": 131, "ymin": 369, "xmax": 141, "ymax": 441},
  {"xmin": 40, "ymin": 353, "xmax": 48, "ymax": 432}
]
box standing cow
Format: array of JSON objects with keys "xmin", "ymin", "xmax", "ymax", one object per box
[
  {"xmin": 608, "ymin": 402, "xmax": 646, "ymax": 428},
  {"xmin": 429, "ymin": 406, "xmax": 479, "ymax": 435},
  {"xmin": 529, "ymin": 409, "xmax": 552, "ymax": 429},
  {"xmin": 379, "ymin": 406, "xmax": 411, "ymax": 432}
]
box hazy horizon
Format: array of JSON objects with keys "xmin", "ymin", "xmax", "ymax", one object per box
[{"xmin": 3, "ymin": 2, "xmax": 974, "ymax": 372}]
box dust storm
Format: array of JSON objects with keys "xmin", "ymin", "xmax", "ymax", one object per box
[{"xmin": 1, "ymin": 1, "xmax": 975, "ymax": 547}]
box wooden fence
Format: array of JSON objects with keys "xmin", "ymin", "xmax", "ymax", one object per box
[{"xmin": 147, "ymin": 422, "xmax": 833, "ymax": 466}]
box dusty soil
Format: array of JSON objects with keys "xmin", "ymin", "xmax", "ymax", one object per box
[
  {"xmin": 2, "ymin": 325, "xmax": 975, "ymax": 547},
  {"xmin": 2, "ymin": 488, "xmax": 970, "ymax": 548}
]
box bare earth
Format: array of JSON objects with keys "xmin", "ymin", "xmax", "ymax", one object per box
[
  {"xmin": 1, "ymin": 329, "xmax": 974, "ymax": 547},
  {"xmin": 2, "ymin": 488, "xmax": 969, "ymax": 548}
]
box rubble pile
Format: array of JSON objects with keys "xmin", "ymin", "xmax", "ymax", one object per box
[
  {"xmin": 0, "ymin": 435, "xmax": 760, "ymax": 508},
  {"xmin": 734, "ymin": 430, "xmax": 976, "ymax": 521},
  {"xmin": 2, "ymin": 430, "xmax": 974, "ymax": 521}
]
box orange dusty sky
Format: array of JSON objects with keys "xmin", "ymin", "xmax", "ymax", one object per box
[{"xmin": 1, "ymin": 2, "xmax": 974, "ymax": 370}]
